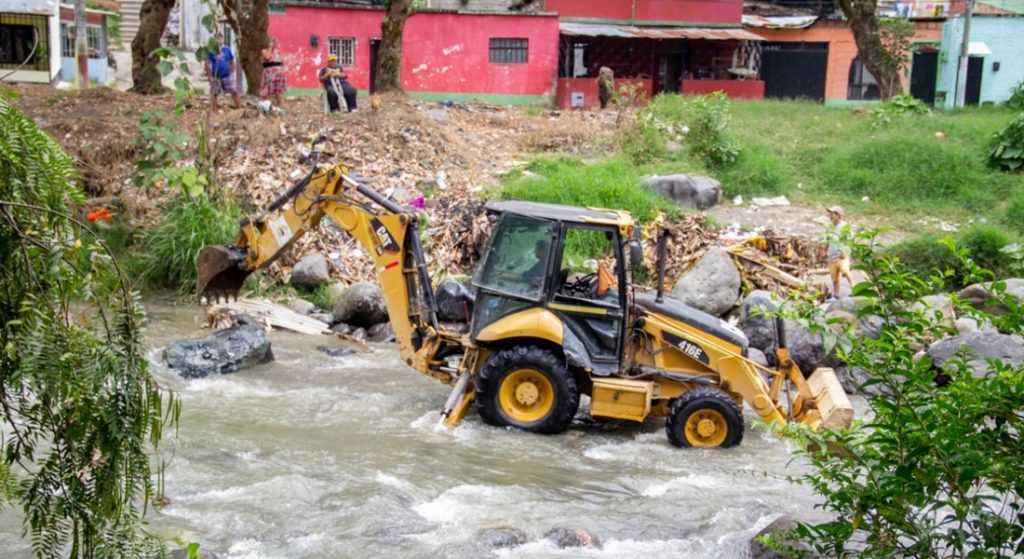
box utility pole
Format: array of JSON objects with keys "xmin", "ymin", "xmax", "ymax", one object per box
[
  {"xmin": 954, "ymin": 0, "xmax": 974, "ymax": 107},
  {"xmin": 74, "ymin": 0, "xmax": 88, "ymax": 88}
]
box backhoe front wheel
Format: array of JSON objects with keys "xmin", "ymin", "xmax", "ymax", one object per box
[
  {"xmin": 666, "ymin": 387, "xmax": 744, "ymax": 449},
  {"xmin": 476, "ymin": 346, "xmax": 579, "ymax": 434}
]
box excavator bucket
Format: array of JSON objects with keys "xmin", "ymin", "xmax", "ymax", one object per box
[
  {"xmin": 197, "ymin": 245, "xmax": 249, "ymax": 300},
  {"xmin": 798, "ymin": 367, "xmax": 855, "ymax": 430}
]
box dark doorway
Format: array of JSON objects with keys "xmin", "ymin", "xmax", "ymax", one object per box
[
  {"xmin": 656, "ymin": 52, "xmax": 683, "ymax": 94},
  {"xmin": 910, "ymin": 50, "xmax": 938, "ymax": 105},
  {"xmin": 761, "ymin": 42, "xmax": 828, "ymax": 101},
  {"xmin": 369, "ymin": 39, "xmax": 380, "ymax": 94},
  {"xmin": 965, "ymin": 56, "xmax": 983, "ymax": 106}
]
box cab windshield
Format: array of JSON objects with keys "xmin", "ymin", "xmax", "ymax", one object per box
[{"xmin": 474, "ymin": 213, "xmax": 554, "ymax": 300}]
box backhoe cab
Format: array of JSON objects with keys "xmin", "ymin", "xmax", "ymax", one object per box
[{"xmin": 197, "ymin": 162, "xmax": 852, "ymax": 449}]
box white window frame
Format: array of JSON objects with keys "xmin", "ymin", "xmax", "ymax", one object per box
[{"xmin": 328, "ymin": 37, "xmax": 356, "ymax": 67}]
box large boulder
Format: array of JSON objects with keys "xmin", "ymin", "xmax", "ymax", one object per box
[
  {"xmin": 435, "ymin": 278, "xmax": 475, "ymax": 322},
  {"xmin": 284, "ymin": 297, "xmax": 316, "ymax": 316},
  {"xmin": 749, "ymin": 514, "xmax": 827, "ymax": 559},
  {"xmin": 671, "ymin": 247, "xmax": 741, "ymax": 316},
  {"xmin": 769, "ymin": 320, "xmax": 827, "ymax": 376},
  {"xmin": 476, "ymin": 527, "xmax": 527, "ymax": 550},
  {"xmin": 163, "ymin": 324, "xmax": 273, "ymax": 379},
  {"xmin": 643, "ymin": 174, "xmax": 722, "ymax": 210},
  {"xmin": 333, "ymin": 282, "xmax": 389, "ymax": 327},
  {"xmin": 738, "ymin": 290, "xmax": 779, "ymax": 351},
  {"xmin": 911, "ymin": 294, "xmax": 956, "ymax": 327},
  {"xmin": 544, "ymin": 527, "xmax": 601, "ymax": 549},
  {"xmin": 289, "ymin": 253, "xmax": 330, "ymax": 286},
  {"xmin": 958, "ymin": 278, "xmax": 1024, "ymax": 316},
  {"xmin": 925, "ymin": 332, "xmax": 1024, "ymax": 377}
]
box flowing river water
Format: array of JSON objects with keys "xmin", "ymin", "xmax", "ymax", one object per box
[{"xmin": 0, "ymin": 301, "xmax": 836, "ymax": 558}]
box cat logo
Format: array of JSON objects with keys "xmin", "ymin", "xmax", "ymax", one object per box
[
  {"xmin": 369, "ymin": 218, "xmax": 400, "ymax": 256},
  {"xmin": 661, "ymin": 331, "xmax": 710, "ymax": 365}
]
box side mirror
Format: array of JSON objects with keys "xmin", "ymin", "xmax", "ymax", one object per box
[{"xmin": 629, "ymin": 240, "xmax": 644, "ymax": 270}]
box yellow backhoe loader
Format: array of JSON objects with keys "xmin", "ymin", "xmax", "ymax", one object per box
[{"xmin": 197, "ymin": 152, "xmax": 852, "ymax": 448}]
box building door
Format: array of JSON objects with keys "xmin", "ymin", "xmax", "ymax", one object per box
[
  {"xmin": 369, "ymin": 39, "xmax": 380, "ymax": 94},
  {"xmin": 910, "ymin": 50, "xmax": 938, "ymax": 105},
  {"xmin": 657, "ymin": 53, "xmax": 683, "ymax": 94},
  {"xmin": 760, "ymin": 42, "xmax": 828, "ymax": 101},
  {"xmin": 965, "ymin": 56, "xmax": 983, "ymax": 106}
]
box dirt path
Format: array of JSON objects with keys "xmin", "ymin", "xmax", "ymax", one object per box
[{"xmin": 709, "ymin": 202, "xmax": 907, "ymax": 246}]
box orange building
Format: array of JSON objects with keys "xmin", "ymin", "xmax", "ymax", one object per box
[{"xmin": 744, "ymin": 3, "xmax": 944, "ymax": 105}]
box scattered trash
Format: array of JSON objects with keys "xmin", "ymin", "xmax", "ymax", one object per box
[
  {"xmin": 751, "ymin": 196, "xmax": 791, "ymax": 207},
  {"xmin": 733, "ymin": 195, "xmax": 743, "ymax": 206}
]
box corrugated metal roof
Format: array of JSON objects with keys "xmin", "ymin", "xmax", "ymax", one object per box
[
  {"xmin": 742, "ymin": 14, "xmax": 818, "ymax": 28},
  {"xmin": 559, "ymin": 21, "xmax": 766, "ymax": 41}
]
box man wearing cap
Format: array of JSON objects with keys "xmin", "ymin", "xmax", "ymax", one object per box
[
  {"xmin": 825, "ymin": 206, "xmax": 855, "ymax": 299},
  {"xmin": 319, "ymin": 55, "xmax": 358, "ymax": 113}
]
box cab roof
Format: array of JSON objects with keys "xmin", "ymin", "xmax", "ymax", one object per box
[{"xmin": 485, "ymin": 200, "xmax": 635, "ymax": 228}]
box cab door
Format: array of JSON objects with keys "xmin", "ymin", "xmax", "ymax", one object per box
[{"xmin": 546, "ymin": 224, "xmax": 626, "ymax": 375}]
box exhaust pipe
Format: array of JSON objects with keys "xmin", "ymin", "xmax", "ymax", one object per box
[{"xmin": 655, "ymin": 230, "xmax": 667, "ymax": 304}]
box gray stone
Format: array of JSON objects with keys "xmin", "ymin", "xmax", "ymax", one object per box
[
  {"xmin": 748, "ymin": 347, "xmax": 769, "ymax": 368},
  {"xmin": 643, "ymin": 174, "xmax": 722, "ymax": 210},
  {"xmin": 926, "ymin": 332, "xmax": 1024, "ymax": 377},
  {"xmin": 333, "ymin": 282, "xmax": 389, "ymax": 327},
  {"xmin": 544, "ymin": 527, "xmax": 601, "ymax": 549},
  {"xmin": 327, "ymin": 281, "xmax": 347, "ymax": 301},
  {"xmin": 350, "ymin": 327, "xmax": 367, "ymax": 341},
  {"xmin": 317, "ymin": 345, "xmax": 355, "ymax": 358},
  {"xmin": 912, "ymin": 294, "xmax": 956, "ymax": 326},
  {"xmin": 785, "ymin": 320, "xmax": 826, "ymax": 376},
  {"xmin": 368, "ymin": 322, "xmax": 396, "ymax": 343},
  {"xmin": 824, "ymin": 296, "xmax": 871, "ymax": 316},
  {"xmin": 959, "ymin": 278, "xmax": 1024, "ymax": 316},
  {"xmin": 308, "ymin": 310, "xmax": 334, "ymax": 324},
  {"xmin": 749, "ymin": 514, "xmax": 827, "ymax": 559},
  {"xmin": 435, "ymin": 278, "xmax": 475, "ymax": 322},
  {"xmin": 330, "ymin": 322, "xmax": 352, "ymax": 335},
  {"xmin": 671, "ymin": 247, "xmax": 741, "ymax": 316},
  {"xmin": 290, "ymin": 253, "xmax": 330, "ymax": 286},
  {"xmin": 163, "ymin": 325, "xmax": 273, "ymax": 379},
  {"xmin": 284, "ymin": 297, "xmax": 315, "ymax": 316},
  {"xmin": 834, "ymin": 365, "xmax": 882, "ymax": 396},
  {"xmin": 738, "ymin": 290, "xmax": 779, "ymax": 351},
  {"xmin": 477, "ymin": 527, "xmax": 526, "ymax": 550},
  {"xmin": 426, "ymin": 108, "xmax": 448, "ymax": 123}
]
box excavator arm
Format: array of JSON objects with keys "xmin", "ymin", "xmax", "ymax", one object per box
[{"xmin": 197, "ymin": 160, "xmax": 445, "ymax": 369}]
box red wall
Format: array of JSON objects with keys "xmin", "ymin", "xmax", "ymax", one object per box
[
  {"xmin": 543, "ymin": 0, "xmax": 741, "ymax": 24},
  {"xmin": 555, "ymin": 78, "xmax": 653, "ymax": 109},
  {"xmin": 268, "ymin": 7, "xmax": 560, "ymax": 96}
]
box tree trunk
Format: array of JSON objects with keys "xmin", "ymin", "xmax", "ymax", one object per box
[
  {"xmin": 220, "ymin": 0, "xmax": 269, "ymax": 95},
  {"xmin": 375, "ymin": 0, "xmax": 413, "ymax": 93},
  {"xmin": 130, "ymin": 0, "xmax": 175, "ymax": 94},
  {"xmin": 838, "ymin": 0, "xmax": 904, "ymax": 99}
]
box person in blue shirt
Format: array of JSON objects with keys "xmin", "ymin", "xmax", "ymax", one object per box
[{"xmin": 205, "ymin": 35, "xmax": 241, "ymax": 110}]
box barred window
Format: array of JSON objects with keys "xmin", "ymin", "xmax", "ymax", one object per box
[
  {"xmin": 328, "ymin": 37, "xmax": 355, "ymax": 66},
  {"xmin": 490, "ymin": 38, "xmax": 528, "ymax": 64},
  {"xmin": 61, "ymin": 23, "xmax": 73, "ymax": 58},
  {"xmin": 1, "ymin": 13, "xmax": 50, "ymax": 71},
  {"xmin": 87, "ymin": 26, "xmax": 101, "ymax": 59}
]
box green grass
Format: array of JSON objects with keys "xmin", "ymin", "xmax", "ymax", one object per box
[
  {"xmin": 499, "ymin": 156, "xmax": 681, "ymax": 223},
  {"xmin": 296, "ymin": 283, "xmax": 338, "ymax": 312}
]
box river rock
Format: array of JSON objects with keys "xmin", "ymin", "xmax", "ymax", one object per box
[
  {"xmin": 163, "ymin": 324, "xmax": 273, "ymax": 379},
  {"xmin": 317, "ymin": 345, "xmax": 355, "ymax": 358},
  {"xmin": 824, "ymin": 296, "xmax": 871, "ymax": 316},
  {"xmin": 333, "ymin": 282, "xmax": 388, "ymax": 327},
  {"xmin": 290, "ymin": 253, "xmax": 330, "ymax": 286},
  {"xmin": 958, "ymin": 278, "xmax": 1024, "ymax": 316},
  {"xmin": 544, "ymin": 527, "xmax": 601, "ymax": 549},
  {"xmin": 350, "ymin": 327, "xmax": 367, "ymax": 341},
  {"xmin": 925, "ymin": 332, "xmax": 1024, "ymax": 377},
  {"xmin": 476, "ymin": 527, "xmax": 527, "ymax": 549},
  {"xmin": 284, "ymin": 297, "xmax": 315, "ymax": 316},
  {"xmin": 738, "ymin": 290, "xmax": 779, "ymax": 351},
  {"xmin": 643, "ymin": 174, "xmax": 722, "ymax": 210},
  {"xmin": 368, "ymin": 322, "xmax": 396, "ymax": 343},
  {"xmin": 912, "ymin": 294, "xmax": 955, "ymax": 326},
  {"xmin": 308, "ymin": 309, "xmax": 335, "ymax": 324},
  {"xmin": 671, "ymin": 247, "xmax": 740, "ymax": 316},
  {"xmin": 749, "ymin": 514, "xmax": 824, "ymax": 559},
  {"xmin": 748, "ymin": 347, "xmax": 769, "ymax": 368},
  {"xmin": 784, "ymin": 320, "xmax": 826, "ymax": 376},
  {"xmin": 330, "ymin": 322, "xmax": 352, "ymax": 335},
  {"xmin": 436, "ymin": 278, "xmax": 475, "ymax": 322}
]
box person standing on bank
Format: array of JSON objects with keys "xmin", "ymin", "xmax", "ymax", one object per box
[
  {"xmin": 205, "ymin": 35, "xmax": 242, "ymax": 110},
  {"xmin": 260, "ymin": 37, "xmax": 286, "ymax": 107},
  {"xmin": 825, "ymin": 205, "xmax": 856, "ymax": 300},
  {"xmin": 319, "ymin": 55, "xmax": 357, "ymax": 113}
]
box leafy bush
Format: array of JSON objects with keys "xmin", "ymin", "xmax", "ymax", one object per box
[
  {"xmin": 774, "ymin": 235, "xmax": 1024, "ymax": 558},
  {"xmin": 143, "ymin": 193, "xmax": 241, "ymax": 292},
  {"xmin": 1003, "ymin": 188, "xmax": 1024, "ymax": 236},
  {"xmin": 1007, "ymin": 81, "xmax": 1024, "ymax": 110},
  {"xmin": 883, "ymin": 235, "xmax": 962, "ymax": 284},
  {"xmin": 621, "ymin": 123, "xmax": 668, "ymax": 165},
  {"xmin": 959, "ymin": 223, "xmax": 1012, "ymax": 276},
  {"xmin": 869, "ymin": 94, "xmax": 931, "ymax": 127},
  {"xmin": 501, "ymin": 156, "xmax": 680, "ymax": 223},
  {"xmin": 681, "ymin": 92, "xmax": 740, "ymax": 166},
  {"xmin": 298, "ymin": 283, "xmax": 338, "ymax": 312},
  {"xmin": 988, "ymin": 111, "xmax": 1024, "ymax": 172},
  {"xmin": 712, "ymin": 142, "xmax": 787, "ymax": 197}
]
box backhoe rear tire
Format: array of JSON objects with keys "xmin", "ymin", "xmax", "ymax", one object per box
[
  {"xmin": 476, "ymin": 345, "xmax": 579, "ymax": 435},
  {"xmin": 666, "ymin": 387, "xmax": 744, "ymax": 449}
]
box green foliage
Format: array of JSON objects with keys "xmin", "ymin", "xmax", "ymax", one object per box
[
  {"xmin": 500, "ymin": 156, "xmax": 680, "ymax": 223},
  {"xmin": 0, "ymin": 99, "xmax": 175, "ymax": 557},
  {"xmin": 637, "ymin": 92, "xmax": 741, "ymax": 167},
  {"xmin": 869, "ymin": 94, "xmax": 931, "ymax": 127},
  {"xmin": 1006, "ymin": 81, "xmax": 1024, "ymax": 110},
  {"xmin": 1004, "ymin": 188, "xmax": 1024, "ymax": 236},
  {"xmin": 877, "ymin": 17, "xmax": 915, "ymax": 75},
  {"xmin": 884, "ymin": 235, "xmax": 963, "ymax": 286},
  {"xmin": 988, "ymin": 111, "xmax": 1024, "ymax": 172},
  {"xmin": 780, "ymin": 233, "xmax": 1024, "ymax": 557},
  {"xmin": 1002, "ymin": 242, "xmax": 1024, "ymax": 276},
  {"xmin": 958, "ymin": 223, "xmax": 1012, "ymax": 276},
  {"xmin": 133, "ymin": 110, "xmax": 209, "ymax": 197},
  {"xmin": 712, "ymin": 142, "xmax": 787, "ymax": 197},
  {"xmin": 885, "ymin": 225, "xmax": 1015, "ymax": 288},
  {"xmin": 143, "ymin": 192, "xmax": 241, "ymax": 292},
  {"xmin": 621, "ymin": 123, "xmax": 668, "ymax": 165},
  {"xmin": 612, "ymin": 82, "xmax": 648, "ymax": 107},
  {"xmin": 297, "ymin": 283, "xmax": 338, "ymax": 312}
]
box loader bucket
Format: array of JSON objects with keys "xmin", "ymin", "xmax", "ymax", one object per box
[
  {"xmin": 196, "ymin": 245, "xmax": 249, "ymax": 299},
  {"xmin": 799, "ymin": 367, "xmax": 855, "ymax": 430}
]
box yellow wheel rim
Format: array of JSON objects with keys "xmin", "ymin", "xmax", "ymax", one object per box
[
  {"xmin": 498, "ymin": 368, "xmax": 555, "ymax": 424},
  {"xmin": 683, "ymin": 409, "xmax": 728, "ymax": 448}
]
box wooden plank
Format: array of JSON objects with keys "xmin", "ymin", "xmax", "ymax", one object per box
[{"xmin": 208, "ymin": 298, "xmax": 331, "ymax": 335}]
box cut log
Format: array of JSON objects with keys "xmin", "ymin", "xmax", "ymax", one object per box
[{"xmin": 208, "ymin": 298, "xmax": 331, "ymax": 335}]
